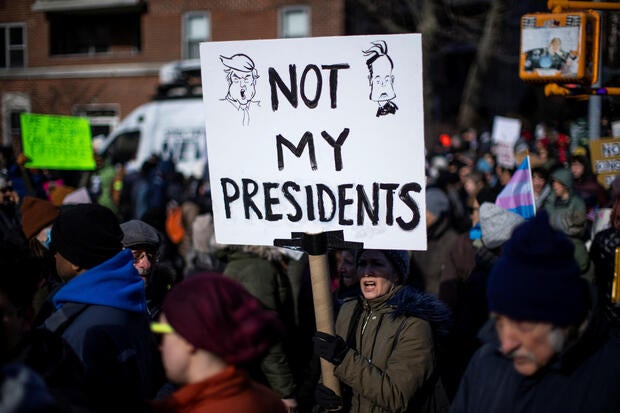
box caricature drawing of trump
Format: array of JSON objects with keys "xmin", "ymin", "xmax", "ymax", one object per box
[
  {"xmin": 220, "ymin": 53, "xmax": 260, "ymax": 126},
  {"xmin": 363, "ymin": 40, "xmax": 398, "ymax": 117}
]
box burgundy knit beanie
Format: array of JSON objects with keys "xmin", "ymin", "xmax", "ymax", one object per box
[{"xmin": 162, "ymin": 272, "xmax": 283, "ymax": 365}]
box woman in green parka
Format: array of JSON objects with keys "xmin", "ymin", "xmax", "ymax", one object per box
[{"xmin": 313, "ymin": 249, "xmax": 451, "ymax": 413}]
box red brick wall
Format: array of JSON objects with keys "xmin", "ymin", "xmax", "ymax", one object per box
[
  {"xmin": 1, "ymin": 76, "xmax": 159, "ymax": 117},
  {"xmin": 0, "ymin": 0, "xmax": 344, "ymax": 135},
  {"xmin": 2, "ymin": 0, "xmax": 343, "ymax": 67}
]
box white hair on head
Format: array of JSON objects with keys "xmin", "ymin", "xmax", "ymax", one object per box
[{"xmin": 547, "ymin": 327, "xmax": 568, "ymax": 353}]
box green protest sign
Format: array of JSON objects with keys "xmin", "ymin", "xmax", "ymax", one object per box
[{"xmin": 20, "ymin": 113, "xmax": 96, "ymax": 170}]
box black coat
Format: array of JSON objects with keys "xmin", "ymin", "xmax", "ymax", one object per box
[
  {"xmin": 589, "ymin": 227, "xmax": 620, "ymax": 323},
  {"xmin": 451, "ymin": 305, "xmax": 620, "ymax": 413}
]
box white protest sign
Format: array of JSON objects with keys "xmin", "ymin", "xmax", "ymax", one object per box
[
  {"xmin": 492, "ymin": 116, "xmax": 522, "ymax": 168},
  {"xmin": 200, "ymin": 34, "xmax": 426, "ymax": 250},
  {"xmin": 612, "ymin": 120, "xmax": 620, "ymax": 138}
]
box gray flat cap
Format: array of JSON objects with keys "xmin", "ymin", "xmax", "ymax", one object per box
[{"xmin": 121, "ymin": 219, "xmax": 161, "ymax": 249}]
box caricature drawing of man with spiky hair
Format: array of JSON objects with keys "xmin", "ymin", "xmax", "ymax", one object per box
[
  {"xmin": 363, "ymin": 40, "xmax": 398, "ymax": 117},
  {"xmin": 220, "ymin": 53, "xmax": 260, "ymax": 126}
]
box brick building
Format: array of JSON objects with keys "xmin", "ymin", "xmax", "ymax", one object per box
[{"xmin": 0, "ymin": 0, "xmax": 344, "ymax": 147}]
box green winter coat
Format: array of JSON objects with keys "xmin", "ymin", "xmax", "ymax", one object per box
[
  {"xmin": 334, "ymin": 285, "xmax": 450, "ymax": 413},
  {"xmin": 221, "ymin": 247, "xmax": 296, "ymax": 399},
  {"xmin": 544, "ymin": 168, "xmax": 586, "ymax": 218}
]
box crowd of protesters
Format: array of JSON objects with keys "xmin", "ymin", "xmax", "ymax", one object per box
[{"xmin": 1, "ymin": 119, "xmax": 620, "ymax": 412}]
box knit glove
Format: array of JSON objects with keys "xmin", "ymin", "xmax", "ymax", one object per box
[
  {"xmin": 314, "ymin": 383, "xmax": 343, "ymax": 411},
  {"xmin": 313, "ymin": 331, "xmax": 348, "ymax": 366}
]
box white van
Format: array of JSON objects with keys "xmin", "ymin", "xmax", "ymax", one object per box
[{"xmin": 99, "ymin": 60, "xmax": 207, "ymax": 178}]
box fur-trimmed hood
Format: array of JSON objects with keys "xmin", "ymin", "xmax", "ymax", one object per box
[{"xmin": 387, "ymin": 285, "xmax": 452, "ymax": 336}]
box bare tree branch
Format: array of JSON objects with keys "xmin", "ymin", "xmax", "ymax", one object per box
[
  {"xmin": 457, "ymin": 0, "xmax": 508, "ymax": 129},
  {"xmin": 355, "ymin": 0, "xmax": 412, "ymax": 33}
]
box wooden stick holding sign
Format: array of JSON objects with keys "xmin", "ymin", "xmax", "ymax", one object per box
[
  {"xmin": 309, "ymin": 249, "xmax": 340, "ymax": 397},
  {"xmin": 275, "ymin": 231, "xmax": 362, "ymax": 402}
]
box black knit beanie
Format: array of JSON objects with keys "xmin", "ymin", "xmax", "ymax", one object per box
[
  {"xmin": 50, "ymin": 204, "xmax": 123, "ymax": 269},
  {"xmin": 487, "ymin": 210, "xmax": 587, "ymax": 326},
  {"xmin": 358, "ymin": 249, "xmax": 410, "ymax": 282}
]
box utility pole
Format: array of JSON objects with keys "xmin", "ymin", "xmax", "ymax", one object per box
[
  {"xmin": 589, "ymin": 1, "xmax": 603, "ymax": 140},
  {"xmin": 538, "ymin": 1, "xmax": 620, "ymax": 139}
]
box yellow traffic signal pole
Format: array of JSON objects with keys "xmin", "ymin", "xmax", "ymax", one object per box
[
  {"xmin": 549, "ymin": 1, "xmax": 620, "ymax": 12},
  {"xmin": 544, "ymin": 0, "xmax": 620, "ymax": 141},
  {"xmin": 545, "ymin": 84, "xmax": 620, "ymax": 97}
]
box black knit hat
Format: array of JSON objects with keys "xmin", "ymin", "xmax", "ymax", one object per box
[
  {"xmin": 487, "ymin": 210, "xmax": 586, "ymax": 326},
  {"xmin": 50, "ymin": 204, "xmax": 123, "ymax": 269},
  {"xmin": 358, "ymin": 249, "xmax": 410, "ymax": 282}
]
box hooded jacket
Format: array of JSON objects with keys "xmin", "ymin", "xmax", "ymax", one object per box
[
  {"xmin": 544, "ymin": 168, "xmax": 586, "ymax": 217},
  {"xmin": 217, "ymin": 245, "xmax": 297, "ymax": 399},
  {"xmin": 334, "ymin": 285, "xmax": 451, "ymax": 413},
  {"xmin": 45, "ymin": 249, "xmax": 164, "ymax": 412}
]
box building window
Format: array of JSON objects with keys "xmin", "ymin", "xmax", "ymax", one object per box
[
  {"xmin": 10, "ymin": 110, "xmax": 25, "ymax": 136},
  {"xmin": 105, "ymin": 130, "xmax": 140, "ymax": 165},
  {"xmin": 72, "ymin": 104, "xmax": 120, "ymax": 139},
  {"xmin": 2, "ymin": 92, "xmax": 30, "ymax": 147},
  {"xmin": 49, "ymin": 12, "xmax": 141, "ymax": 56},
  {"xmin": 0, "ymin": 24, "xmax": 26, "ymax": 68},
  {"xmin": 280, "ymin": 6, "xmax": 310, "ymax": 38},
  {"xmin": 183, "ymin": 12, "xmax": 210, "ymax": 60}
]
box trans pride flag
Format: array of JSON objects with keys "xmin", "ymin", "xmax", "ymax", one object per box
[{"xmin": 495, "ymin": 155, "xmax": 536, "ymax": 220}]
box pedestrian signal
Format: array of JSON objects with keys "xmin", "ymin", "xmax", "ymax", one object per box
[{"xmin": 519, "ymin": 11, "xmax": 600, "ymax": 84}]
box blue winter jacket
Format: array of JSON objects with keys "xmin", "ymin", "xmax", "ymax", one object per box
[{"xmin": 45, "ymin": 249, "xmax": 164, "ymax": 412}]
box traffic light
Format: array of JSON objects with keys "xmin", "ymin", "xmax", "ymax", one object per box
[
  {"xmin": 544, "ymin": 83, "xmax": 620, "ymax": 97},
  {"xmin": 519, "ymin": 11, "xmax": 600, "ymax": 84}
]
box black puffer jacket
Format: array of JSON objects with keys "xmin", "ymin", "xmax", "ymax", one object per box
[{"xmin": 590, "ymin": 226, "xmax": 620, "ymax": 323}]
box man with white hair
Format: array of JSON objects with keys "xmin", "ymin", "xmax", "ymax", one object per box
[
  {"xmin": 121, "ymin": 219, "xmax": 171, "ymax": 320},
  {"xmin": 451, "ymin": 211, "xmax": 620, "ymax": 412},
  {"xmin": 121, "ymin": 219, "xmax": 161, "ymax": 280}
]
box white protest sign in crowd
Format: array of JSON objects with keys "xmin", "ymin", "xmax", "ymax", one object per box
[
  {"xmin": 200, "ymin": 34, "xmax": 427, "ymax": 250},
  {"xmin": 492, "ymin": 116, "xmax": 522, "ymax": 169}
]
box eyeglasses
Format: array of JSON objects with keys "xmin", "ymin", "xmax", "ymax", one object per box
[
  {"xmin": 0, "ymin": 185, "xmax": 13, "ymax": 193},
  {"xmin": 150, "ymin": 322, "xmax": 174, "ymax": 334},
  {"xmin": 132, "ymin": 250, "xmax": 158, "ymax": 264}
]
